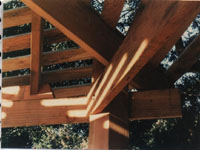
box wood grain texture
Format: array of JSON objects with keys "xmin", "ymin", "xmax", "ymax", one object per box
[
  {"xmin": 3, "ymin": 7, "xmax": 32, "ymax": 29},
  {"xmin": 41, "ymin": 48, "xmax": 91, "ymax": 66},
  {"xmin": 30, "ymin": 12, "xmax": 44, "ymax": 94},
  {"xmin": 2, "ymin": 84, "xmax": 53, "ymax": 101},
  {"xmin": 42, "ymin": 66, "xmax": 92, "ymax": 84},
  {"xmin": 101, "ymin": 0, "xmax": 125, "ymax": 29},
  {"xmin": 21, "ymin": 0, "xmax": 123, "ymax": 65},
  {"xmin": 3, "ymin": 48, "xmax": 91, "ymax": 72},
  {"xmin": 130, "ymin": 89, "xmax": 182, "ymax": 120},
  {"xmin": 131, "ymin": 1, "xmax": 200, "ymax": 89},
  {"xmin": 2, "ymin": 96, "xmax": 88, "ymax": 127},
  {"xmin": 3, "ymin": 28, "xmax": 68, "ymax": 53},
  {"xmin": 3, "ymin": 66, "xmax": 92, "ymax": 87},
  {"xmin": 166, "ymin": 35, "xmax": 200, "ymax": 83},
  {"xmin": 86, "ymin": 1, "xmax": 199, "ymax": 114},
  {"xmin": 88, "ymin": 113, "xmax": 129, "ymax": 149},
  {"xmin": 53, "ymin": 84, "xmax": 91, "ymax": 98}
]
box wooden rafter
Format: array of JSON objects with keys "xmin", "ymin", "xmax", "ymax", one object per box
[
  {"xmin": 30, "ymin": 12, "xmax": 44, "ymax": 94},
  {"xmin": 166, "ymin": 35, "xmax": 200, "ymax": 83},
  {"xmin": 130, "ymin": 1, "xmax": 200, "ymax": 89},
  {"xmin": 3, "ymin": 66, "xmax": 92, "ymax": 87},
  {"xmin": 3, "ymin": 7, "xmax": 31, "ymax": 29},
  {"xmin": 21, "ymin": 0, "xmax": 123, "ymax": 66},
  {"xmin": 3, "ymin": 48, "xmax": 91, "ymax": 72},
  {"xmin": 86, "ymin": 0, "xmax": 200, "ymax": 115},
  {"xmin": 3, "ymin": 28, "xmax": 69, "ymax": 53}
]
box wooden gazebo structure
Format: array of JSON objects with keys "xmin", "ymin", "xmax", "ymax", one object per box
[{"xmin": 2, "ymin": 0, "xmax": 200, "ymax": 149}]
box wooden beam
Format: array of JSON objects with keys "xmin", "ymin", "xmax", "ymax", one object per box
[
  {"xmin": 3, "ymin": 7, "xmax": 32, "ymax": 29},
  {"xmin": 3, "ymin": 66, "xmax": 92, "ymax": 87},
  {"xmin": 3, "ymin": 28, "xmax": 68, "ymax": 53},
  {"xmin": 88, "ymin": 113, "xmax": 129, "ymax": 149},
  {"xmin": 2, "ymin": 84, "xmax": 53, "ymax": 101},
  {"xmin": 41, "ymin": 48, "xmax": 91, "ymax": 66},
  {"xmin": 2, "ymin": 96, "xmax": 88, "ymax": 127},
  {"xmin": 53, "ymin": 84, "xmax": 91, "ymax": 98},
  {"xmin": 166, "ymin": 35, "xmax": 200, "ymax": 83},
  {"xmin": 42, "ymin": 66, "xmax": 92, "ymax": 84},
  {"xmin": 86, "ymin": 1, "xmax": 200, "ymax": 114},
  {"xmin": 3, "ymin": 48, "xmax": 91, "ymax": 72},
  {"xmin": 130, "ymin": 1, "xmax": 200, "ymax": 89},
  {"xmin": 130, "ymin": 89, "xmax": 182, "ymax": 120},
  {"xmin": 189, "ymin": 60, "xmax": 200, "ymax": 73},
  {"xmin": 101, "ymin": 0, "xmax": 125, "ymax": 29},
  {"xmin": 30, "ymin": 12, "xmax": 44, "ymax": 94},
  {"xmin": 21, "ymin": 0, "xmax": 123, "ymax": 65}
]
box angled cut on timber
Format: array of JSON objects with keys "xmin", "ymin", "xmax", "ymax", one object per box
[
  {"xmin": 3, "ymin": 7, "xmax": 31, "ymax": 29},
  {"xmin": 86, "ymin": 0, "xmax": 198, "ymax": 115},
  {"xmin": 3, "ymin": 28, "xmax": 68, "ymax": 53},
  {"xmin": 2, "ymin": 96, "xmax": 88, "ymax": 127},
  {"xmin": 101, "ymin": 0, "xmax": 125, "ymax": 29},
  {"xmin": 130, "ymin": 1, "xmax": 200, "ymax": 89},
  {"xmin": 88, "ymin": 113, "xmax": 129, "ymax": 149},
  {"xmin": 166, "ymin": 35, "xmax": 200, "ymax": 83},
  {"xmin": 130, "ymin": 89, "xmax": 182, "ymax": 120},
  {"xmin": 30, "ymin": 12, "xmax": 44, "ymax": 94},
  {"xmin": 3, "ymin": 66, "xmax": 92, "ymax": 87},
  {"xmin": 21, "ymin": 0, "xmax": 123, "ymax": 65},
  {"xmin": 3, "ymin": 48, "xmax": 91, "ymax": 72}
]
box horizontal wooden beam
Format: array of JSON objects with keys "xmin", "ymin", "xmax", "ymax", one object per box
[
  {"xmin": 3, "ymin": 28, "xmax": 68, "ymax": 53},
  {"xmin": 2, "ymin": 96, "xmax": 88, "ymax": 128},
  {"xmin": 3, "ymin": 7, "xmax": 32, "ymax": 29},
  {"xmin": 42, "ymin": 66, "xmax": 92, "ymax": 84},
  {"xmin": 86, "ymin": 0, "xmax": 197, "ymax": 114},
  {"xmin": 53, "ymin": 84, "xmax": 91, "ymax": 98},
  {"xmin": 22, "ymin": 0, "xmax": 123, "ymax": 65},
  {"xmin": 2, "ymin": 84, "xmax": 53, "ymax": 101},
  {"xmin": 130, "ymin": 89, "xmax": 182, "ymax": 120},
  {"xmin": 3, "ymin": 66, "xmax": 92, "ymax": 87},
  {"xmin": 3, "ymin": 48, "xmax": 91, "ymax": 72},
  {"xmin": 166, "ymin": 35, "xmax": 200, "ymax": 83}
]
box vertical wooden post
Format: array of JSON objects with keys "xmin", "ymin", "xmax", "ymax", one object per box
[
  {"xmin": 88, "ymin": 91, "xmax": 130, "ymax": 149},
  {"xmin": 88, "ymin": 113, "xmax": 129, "ymax": 149},
  {"xmin": 30, "ymin": 12, "xmax": 44, "ymax": 94}
]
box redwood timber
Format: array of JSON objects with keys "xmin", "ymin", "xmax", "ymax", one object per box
[
  {"xmin": 1, "ymin": 97, "xmax": 88, "ymax": 128},
  {"xmin": 130, "ymin": 89, "xmax": 182, "ymax": 120},
  {"xmin": 22, "ymin": 0, "xmax": 123, "ymax": 65},
  {"xmin": 3, "ymin": 48, "xmax": 91, "ymax": 72},
  {"xmin": 88, "ymin": 113, "xmax": 129, "ymax": 149},
  {"xmin": 131, "ymin": 1, "xmax": 200, "ymax": 89},
  {"xmin": 3, "ymin": 66, "xmax": 92, "ymax": 87},
  {"xmin": 101, "ymin": 0, "xmax": 125, "ymax": 29},
  {"xmin": 3, "ymin": 7, "xmax": 31, "ymax": 29},
  {"xmin": 86, "ymin": 0, "xmax": 199, "ymax": 115},
  {"xmin": 166, "ymin": 35, "xmax": 200, "ymax": 83},
  {"xmin": 30, "ymin": 12, "xmax": 44, "ymax": 94},
  {"xmin": 53, "ymin": 84, "xmax": 91, "ymax": 98},
  {"xmin": 3, "ymin": 28, "xmax": 68, "ymax": 53}
]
